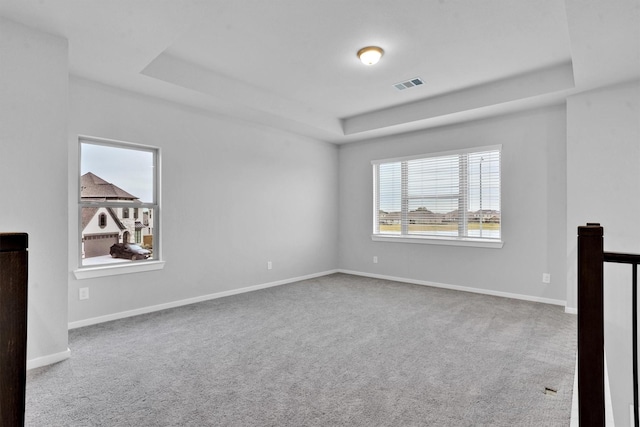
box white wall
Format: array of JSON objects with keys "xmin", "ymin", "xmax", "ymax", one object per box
[
  {"xmin": 566, "ymin": 80, "xmax": 640, "ymax": 427},
  {"xmin": 338, "ymin": 105, "xmax": 568, "ymax": 304},
  {"xmin": 67, "ymin": 77, "xmax": 339, "ymax": 324},
  {"xmin": 0, "ymin": 19, "xmax": 69, "ymax": 363}
]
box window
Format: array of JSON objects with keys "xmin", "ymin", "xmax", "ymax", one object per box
[
  {"xmin": 372, "ymin": 146, "xmax": 502, "ymax": 247},
  {"xmin": 78, "ymin": 136, "xmax": 161, "ymax": 272},
  {"xmin": 98, "ymin": 213, "xmax": 107, "ymax": 228}
]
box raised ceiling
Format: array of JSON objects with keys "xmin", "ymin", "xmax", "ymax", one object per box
[{"xmin": 1, "ymin": 0, "xmax": 638, "ymax": 143}]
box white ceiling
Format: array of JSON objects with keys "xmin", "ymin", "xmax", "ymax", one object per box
[{"xmin": 1, "ymin": 0, "xmax": 638, "ymax": 143}]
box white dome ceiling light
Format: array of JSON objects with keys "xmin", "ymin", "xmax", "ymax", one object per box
[{"xmin": 357, "ymin": 46, "xmax": 384, "ymax": 66}]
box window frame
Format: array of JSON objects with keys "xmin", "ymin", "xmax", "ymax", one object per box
[
  {"xmin": 98, "ymin": 213, "xmax": 107, "ymax": 229},
  {"xmin": 372, "ymin": 145, "xmax": 503, "ymax": 249},
  {"xmin": 74, "ymin": 135, "xmax": 164, "ymax": 279}
]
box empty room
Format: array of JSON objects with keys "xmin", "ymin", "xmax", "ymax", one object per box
[{"xmin": 1, "ymin": 0, "xmax": 639, "ymax": 425}]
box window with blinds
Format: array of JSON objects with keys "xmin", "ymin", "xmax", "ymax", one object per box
[{"xmin": 373, "ymin": 146, "xmax": 501, "ymax": 243}]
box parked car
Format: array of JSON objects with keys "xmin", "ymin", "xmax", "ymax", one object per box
[{"xmin": 110, "ymin": 243, "xmax": 151, "ymax": 260}]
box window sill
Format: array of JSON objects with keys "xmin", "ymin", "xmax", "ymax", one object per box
[
  {"xmin": 371, "ymin": 234, "xmax": 504, "ymax": 249},
  {"xmin": 73, "ymin": 260, "xmax": 165, "ymax": 280}
]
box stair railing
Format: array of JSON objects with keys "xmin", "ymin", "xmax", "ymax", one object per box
[{"xmin": 578, "ymin": 223, "xmax": 638, "ymax": 427}]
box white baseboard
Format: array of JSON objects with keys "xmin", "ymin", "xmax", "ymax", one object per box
[
  {"xmin": 68, "ymin": 269, "xmax": 339, "ymax": 330},
  {"xmin": 338, "ymin": 269, "xmax": 568, "ymax": 307},
  {"xmin": 565, "ymin": 306, "xmax": 577, "ymax": 315},
  {"xmin": 27, "ymin": 348, "xmax": 71, "ymax": 370}
]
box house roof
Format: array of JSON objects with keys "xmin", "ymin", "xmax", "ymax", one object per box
[
  {"xmin": 81, "ymin": 207, "xmax": 99, "ymax": 230},
  {"xmin": 81, "ymin": 172, "xmax": 139, "ymax": 201}
]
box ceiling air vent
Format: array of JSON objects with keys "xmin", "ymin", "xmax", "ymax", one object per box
[{"xmin": 393, "ymin": 77, "xmax": 424, "ymax": 91}]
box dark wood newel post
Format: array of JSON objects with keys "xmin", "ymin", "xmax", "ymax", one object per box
[
  {"xmin": 0, "ymin": 233, "xmax": 28, "ymax": 427},
  {"xmin": 577, "ymin": 224, "xmax": 605, "ymax": 426}
]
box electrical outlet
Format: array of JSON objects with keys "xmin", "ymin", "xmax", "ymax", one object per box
[
  {"xmin": 79, "ymin": 287, "xmax": 89, "ymax": 300},
  {"xmin": 267, "ymin": 261, "xmax": 272, "ymax": 270},
  {"xmin": 542, "ymin": 273, "xmax": 551, "ymax": 284},
  {"xmin": 373, "ymin": 256, "xmax": 378, "ymax": 264}
]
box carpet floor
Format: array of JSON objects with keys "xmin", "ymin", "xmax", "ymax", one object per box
[{"xmin": 26, "ymin": 273, "xmax": 576, "ymax": 426}]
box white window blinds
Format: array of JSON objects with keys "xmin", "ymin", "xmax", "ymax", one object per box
[{"xmin": 373, "ymin": 146, "xmax": 501, "ymax": 241}]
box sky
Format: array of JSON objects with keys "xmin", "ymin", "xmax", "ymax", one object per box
[{"xmin": 81, "ymin": 142, "xmax": 155, "ymax": 203}]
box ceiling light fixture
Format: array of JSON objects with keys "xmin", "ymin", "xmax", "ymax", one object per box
[{"xmin": 357, "ymin": 46, "xmax": 384, "ymax": 66}]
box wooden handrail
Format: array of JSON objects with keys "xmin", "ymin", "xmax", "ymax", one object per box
[{"xmin": 604, "ymin": 252, "xmax": 640, "ymax": 264}]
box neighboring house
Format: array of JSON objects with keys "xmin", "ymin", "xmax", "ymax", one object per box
[
  {"xmin": 378, "ymin": 210, "xmax": 400, "ymax": 225},
  {"xmin": 470, "ymin": 209, "xmax": 501, "ymax": 223},
  {"xmin": 381, "ymin": 208, "xmax": 501, "ymax": 225},
  {"xmin": 443, "ymin": 210, "xmax": 461, "ymax": 222},
  {"xmin": 80, "ymin": 172, "xmax": 152, "ymax": 258},
  {"xmin": 408, "ymin": 208, "xmax": 444, "ymax": 224},
  {"xmin": 81, "ymin": 206, "xmax": 126, "ymax": 258}
]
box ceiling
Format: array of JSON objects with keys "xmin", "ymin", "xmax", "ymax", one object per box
[{"xmin": 1, "ymin": 0, "xmax": 638, "ymax": 144}]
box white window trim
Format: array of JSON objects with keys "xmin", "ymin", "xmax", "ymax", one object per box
[
  {"xmin": 75, "ymin": 135, "xmax": 163, "ymax": 278},
  {"xmin": 371, "ymin": 234, "xmax": 504, "ymax": 248},
  {"xmin": 372, "ymin": 145, "xmax": 503, "ymax": 248},
  {"xmin": 73, "ymin": 260, "xmax": 165, "ymax": 280}
]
